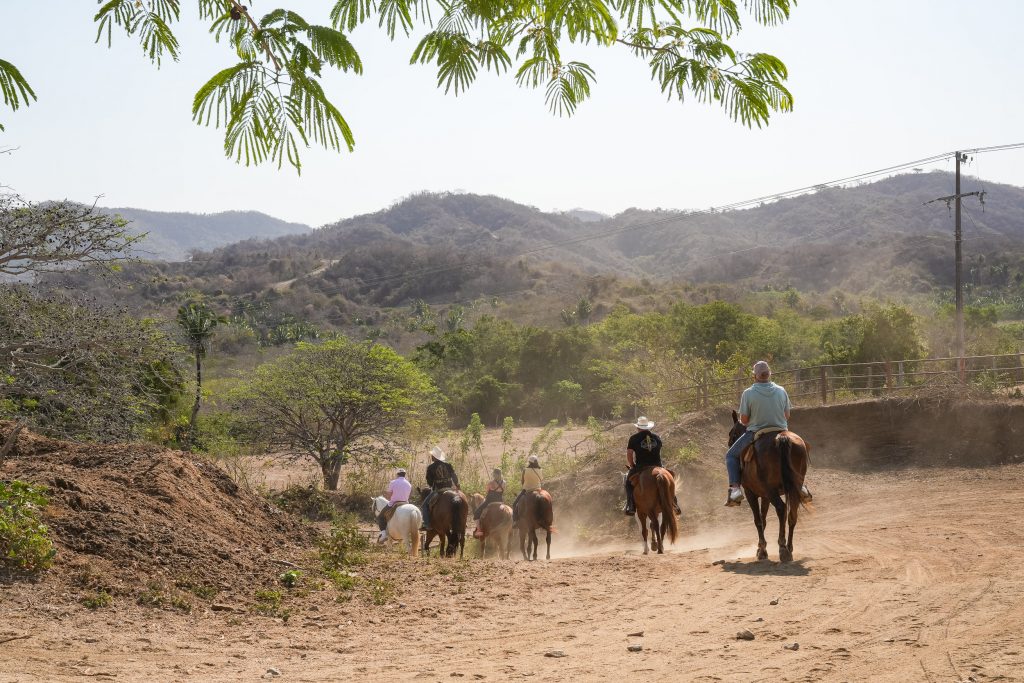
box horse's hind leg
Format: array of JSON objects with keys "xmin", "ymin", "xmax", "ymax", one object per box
[
  {"xmin": 786, "ymin": 495, "xmax": 798, "ymax": 557},
  {"xmin": 545, "ymin": 529, "xmax": 551, "ymax": 561},
  {"xmin": 650, "ymin": 515, "xmax": 662, "ymax": 554},
  {"xmin": 530, "ymin": 529, "xmax": 539, "ymax": 561},
  {"xmin": 638, "ymin": 514, "xmax": 650, "ymax": 555},
  {"xmin": 519, "ymin": 526, "xmax": 528, "ymax": 561},
  {"xmin": 747, "ymin": 493, "xmax": 768, "ymax": 560},
  {"xmin": 768, "ymin": 493, "xmax": 790, "ymax": 562}
]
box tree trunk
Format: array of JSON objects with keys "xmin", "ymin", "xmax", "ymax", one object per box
[
  {"xmin": 184, "ymin": 351, "xmax": 202, "ymax": 452},
  {"xmin": 321, "ymin": 456, "xmax": 343, "ymax": 491}
]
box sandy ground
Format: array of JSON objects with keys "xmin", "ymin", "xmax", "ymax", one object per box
[{"xmin": 3, "ymin": 463, "xmax": 1024, "ymax": 682}]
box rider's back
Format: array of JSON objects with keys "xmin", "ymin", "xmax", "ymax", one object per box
[{"xmin": 740, "ymin": 381, "xmax": 791, "ymax": 432}]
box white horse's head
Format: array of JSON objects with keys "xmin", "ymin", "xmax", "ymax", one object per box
[{"xmin": 372, "ymin": 495, "xmax": 389, "ymax": 516}]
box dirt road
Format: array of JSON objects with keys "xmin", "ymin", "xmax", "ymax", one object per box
[{"xmin": 3, "ymin": 464, "xmax": 1023, "ymax": 682}]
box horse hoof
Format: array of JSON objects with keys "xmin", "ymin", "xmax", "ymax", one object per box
[
  {"xmin": 756, "ymin": 550, "xmax": 769, "ymax": 561},
  {"xmin": 779, "ymin": 548, "xmax": 793, "ymax": 563}
]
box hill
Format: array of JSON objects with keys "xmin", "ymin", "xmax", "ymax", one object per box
[
  {"xmin": 105, "ymin": 207, "xmax": 312, "ymax": 261},
  {"xmin": 48, "ymin": 173, "xmax": 1024, "ymax": 341}
]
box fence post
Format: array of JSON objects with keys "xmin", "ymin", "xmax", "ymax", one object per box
[
  {"xmin": 898, "ymin": 361, "xmax": 905, "ymax": 387},
  {"xmin": 700, "ymin": 367, "xmax": 709, "ymax": 410},
  {"xmin": 1018, "ymin": 353, "xmax": 1024, "ymax": 384},
  {"xmin": 959, "ymin": 356, "xmax": 967, "ymax": 384},
  {"xmin": 884, "ymin": 361, "xmax": 892, "ymax": 391}
]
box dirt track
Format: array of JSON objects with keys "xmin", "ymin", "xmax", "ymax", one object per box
[{"xmin": 4, "ymin": 463, "xmax": 1023, "ymax": 682}]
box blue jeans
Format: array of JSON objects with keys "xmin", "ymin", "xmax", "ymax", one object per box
[{"xmin": 725, "ymin": 431, "xmax": 754, "ymax": 487}]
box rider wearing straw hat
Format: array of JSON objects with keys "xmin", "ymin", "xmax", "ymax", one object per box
[
  {"xmin": 420, "ymin": 445, "xmax": 460, "ymax": 530},
  {"xmin": 511, "ymin": 455, "xmax": 542, "ymax": 522},
  {"xmin": 623, "ymin": 416, "xmax": 681, "ymax": 516}
]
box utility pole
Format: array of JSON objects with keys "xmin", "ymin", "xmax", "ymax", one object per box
[
  {"xmin": 954, "ymin": 151, "xmax": 965, "ymax": 360},
  {"xmin": 925, "ymin": 152, "xmax": 985, "ymax": 370}
]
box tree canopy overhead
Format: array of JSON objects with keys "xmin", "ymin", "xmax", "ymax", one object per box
[{"xmin": 1, "ymin": 0, "xmax": 795, "ymax": 172}]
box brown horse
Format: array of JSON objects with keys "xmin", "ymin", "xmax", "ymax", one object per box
[
  {"xmin": 418, "ymin": 487, "xmax": 468, "ymax": 559},
  {"xmin": 515, "ymin": 489, "xmax": 554, "ymax": 561},
  {"xmin": 474, "ymin": 503, "xmax": 514, "ymax": 559},
  {"xmin": 728, "ymin": 410, "xmax": 810, "ymax": 562},
  {"xmin": 630, "ymin": 467, "xmax": 679, "ymax": 555}
]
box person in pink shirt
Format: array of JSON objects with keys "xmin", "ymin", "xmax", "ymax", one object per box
[{"xmin": 376, "ymin": 468, "xmax": 413, "ymax": 532}]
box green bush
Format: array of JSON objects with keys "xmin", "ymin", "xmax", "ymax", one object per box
[
  {"xmin": 319, "ymin": 516, "xmax": 369, "ymax": 571},
  {"xmin": 0, "ymin": 480, "xmax": 57, "ymax": 572}
]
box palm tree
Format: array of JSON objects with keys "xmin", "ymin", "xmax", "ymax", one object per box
[{"xmin": 176, "ymin": 301, "xmax": 225, "ymax": 451}]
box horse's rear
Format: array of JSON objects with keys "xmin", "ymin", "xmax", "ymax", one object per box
[
  {"xmin": 745, "ymin": 430, "xmax": 809, "ymax": 563},
  {"xmin": 517, "ymin": 490, "xmax": 553, "ymax": 561},
  {"xmin": 633, "ymin": 467, "xmax": 679, "ymax": 555},
  {"xmin": 477, "ymin": 503, "xmax": 513, "ymax": 559}
]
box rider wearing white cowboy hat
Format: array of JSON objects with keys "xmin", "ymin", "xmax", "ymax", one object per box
[
  {"xmin": 622, "ymin": 416, "xmax": 680, "ymax": 516},
  {"xmin": 511, "ymin": 454, "xmax": 543, "ymax": 522},
  {"xmin": 420, "ymin": 445, "xmax": 460, "ymax": 530}
]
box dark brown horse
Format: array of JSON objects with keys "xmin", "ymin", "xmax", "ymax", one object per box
[
  {"xmin": 630, "ymin": 466, "xmax": 679, "ymax": 555},
  {"xmin": 515, "ymin": 489, "xmax": 554, "ymax": 561},
  {"xmin": 418, "ymin": 487, "xmax": 468, "ymax": 558},
  {"xmin": 728, "ymin": 410, "xmax": 810, "ymax": 562}
]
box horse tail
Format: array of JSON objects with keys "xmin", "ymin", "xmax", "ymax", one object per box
[
  {"xmin": 656, "ymin": 472, "xmax": 678, "ymax": 544},
  {"xmin": 778, "ymin": 435, "xmax": 804, "ymax": 510}
]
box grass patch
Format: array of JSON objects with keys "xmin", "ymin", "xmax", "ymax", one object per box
[
  {"xmin": 0, "ymin": 480, "xmax": 57, "ymax": 573},
  {"xmin": 370, "ymin": 578, "xmax": 395, "ymax": 606},
  {"xmin": 81, "ymin": 590, "xmax": 113, "ymax": 609}
]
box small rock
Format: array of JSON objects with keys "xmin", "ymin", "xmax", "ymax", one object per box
[
  {"xmin": 711, "ymin": 559, "xmax": 725, "ymax": 566},
  {"xmin": 753, "ymin": 617, "xmax": 764, "ymax": 622},
  {"xmin": 784, "ymin": 643, "xmax": 799, "ymax": 651},
  {"xmin": 627, "ymin": 631, "xmax": 644, "ymax": 637},
  {"xmin": 84, "ymin": 637, "xmax": 100, "ymax": 643},
  {"xmin": 266, "ymin": 668, "xmax": 281, "ymax": 677},
  {"xmin": 736, "ymin": 630, "xmax": 755, "ymax": 641},
  {"xmin": 544, "ymin": 650, "xmax": 568, "ymax": 658},
  {"xmin": 398, "ymin": 603, "xmax": 407, "ymax": 609},
  {"xmin": 769, "ymin": 598, "xmax": 779, "ymax": 606},
  {"xmin": 450, "ymin": 674, "xmax": 464, "ymax": 678},
  {"xmin": 211, "ymin": 603, "xmax": 235, "ymax": 612},
  {"xmin": 627, "ymin": 644, "xmax": 643, "ymax": 652}
]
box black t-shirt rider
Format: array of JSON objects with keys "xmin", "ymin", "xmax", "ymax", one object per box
[{"xmin": 628, "ymin": 430, "xmax": 663, "ymax": 469}]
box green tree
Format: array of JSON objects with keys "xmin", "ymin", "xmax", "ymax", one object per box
[
  {"xmin": 2, "ymin": 1, "xmax": 795, "ymax": 170},
  {"xmin": 176, "ymin": 300, "xmax": 226, "ymax": 451},
  {"xmin": 233, "ymin": 338, "xmax": 443, "ymax": 490}
]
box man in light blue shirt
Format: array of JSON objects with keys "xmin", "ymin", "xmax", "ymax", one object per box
[{"xmin": 724, "ymin": 361, "xmax": 803, "ymax": 507}]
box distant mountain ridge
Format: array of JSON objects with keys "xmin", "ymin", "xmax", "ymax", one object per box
[{"xmin": 103, "ymin": 207, "xmax": 312, "ymax": 261}]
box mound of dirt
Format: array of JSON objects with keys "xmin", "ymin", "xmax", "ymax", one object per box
[{"xmin": 0, "ymin": 423, "xmax": 317, "ymax": 599}]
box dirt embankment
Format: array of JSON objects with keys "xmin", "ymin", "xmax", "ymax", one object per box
[{"xmin": 0, "ymin": 424, "xmax": 315, "ymax": 600}]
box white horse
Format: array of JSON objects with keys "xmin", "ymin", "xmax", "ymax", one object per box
[{"xmin": 372, "ymin": 496, "xmax": 422, "ymax": 557}]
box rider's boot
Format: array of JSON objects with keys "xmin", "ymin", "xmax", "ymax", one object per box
[
  {"xmin": 724, "ymin": 486, "xmax": 744, "ymax": 507},
  {"xmin": 623, "ymin": 487, "xmax": 636, "ymax": 516}
]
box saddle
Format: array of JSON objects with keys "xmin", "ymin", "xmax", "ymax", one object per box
[
  {"xmin": 382, "ymin": 501, "xmax": 408, "ymax": 524},
  {"xmin": 427, "ymin": 487, "xmax": 454, "ymax": 511},
  {"xmin": 741, "ymin": 427, "xmax": 788, "ymax": 464},
  {"xmin": 628, "ymin": 465, "xmax": 674, "ymax": 486}
]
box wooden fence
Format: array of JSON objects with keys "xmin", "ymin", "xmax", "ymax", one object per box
[{"xmin": 648, "ymin": 353, "xmax": 1024, "ymax": 413}]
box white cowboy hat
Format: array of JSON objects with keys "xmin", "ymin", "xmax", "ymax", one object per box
[
  {"xmin": 429, "ymin": 445, "xmax": 446, "ymax": 462},
  {"xmin": 527, "ymin": 454, "xmax": 539, "ymax": 465},
  {"xmin": 396, "ymin": 468, "xmax": 407, "ymax": 476},
  {"xmin": 633, "ymin": 416, "xmax": 655, "ymax": 430}
]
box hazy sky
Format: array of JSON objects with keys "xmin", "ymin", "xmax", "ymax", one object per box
[{"xmin": 2, "ymin": 1, "xmax": 1022, "ymax": 227}]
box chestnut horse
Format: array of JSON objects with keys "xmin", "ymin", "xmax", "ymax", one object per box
[
  {"xmin": 515, "ymin": 489, "xmax": 554, "ymax": 561},
  {"xmin": 728, "ymin": 410, "xmax": 810, "ymax": 562},
  {"xmin": 417, "ymin": 487, "xmax": 468, "ymax": 559},
  {"xmin": 630, "ymin": 467, "xmax": 679, "ymax": 555},
  {"xmin": 474, "ymin": 502, "xmax": 514, "ymax": 559}
]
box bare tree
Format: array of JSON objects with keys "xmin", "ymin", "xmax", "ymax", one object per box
[{"xmin": 0, "ymin": 193, "xmax": 142, "ymax": 277}]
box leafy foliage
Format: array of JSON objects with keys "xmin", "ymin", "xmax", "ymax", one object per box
[
  {"xmin": 232, "ymin": 337, "xmax": 444, "ymax": 489},
  {"xmin": 0, "ymin": 480, "xmax": 57, "ymax": 573},
  {"xmin": 5, "ymin": 1, "xmax": 793, "ymax": 169}
]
